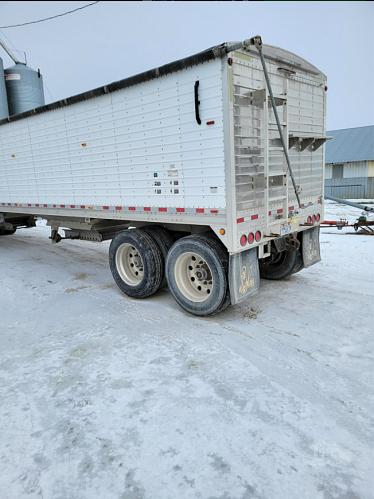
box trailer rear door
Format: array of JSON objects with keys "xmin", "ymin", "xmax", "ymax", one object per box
[{"xmin": 230, "ymin": 47, "xmax": 326, "ymax": 231}]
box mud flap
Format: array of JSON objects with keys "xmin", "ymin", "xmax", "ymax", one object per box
[
  {"xmin": 302, "ymin": 226, "xmax": 321, "ymax": 268},
  {"xmin": 229, "ymin": 247, "xmax": 260, "ymax": 305}
]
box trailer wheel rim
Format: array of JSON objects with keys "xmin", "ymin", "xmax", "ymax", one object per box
[
  {"xmin": 116, "ymin": 243, "xmax": 144, "ymax": 286},
  {"xmin": 174, "ymin": 252, "xmax": 213, "ymax": 303}
]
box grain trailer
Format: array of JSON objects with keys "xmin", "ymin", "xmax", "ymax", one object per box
[{"xmin": 0, "ymin": 36, "xmax": 327, "ymax": 315}]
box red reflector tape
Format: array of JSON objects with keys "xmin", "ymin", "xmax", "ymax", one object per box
[
  {"xmin": 176, "ymin": 208, "xmax": 185, "ymax": 213},
  {"xmin": 251, "ymin": 214, "xmax": 258, "ymax": 220},
  {"xmin": 210, "ymin": 209, "xmax": 218, "ymax": 214},
  {"xmin": 277, "ymin": 208, "xmax": 283, "ymax": 214},
  {"xmin": 158, "ymin": 207, "xmax": 167, "ymax": 212},
  {"xmin": 115, "ymin": 206, "xmax": 122, "ymax": 211},
  {"xmin": 80, "ymin": 205, "xmax": 86, "ymax": 209},
  {"xmin": 144, "ymin": 207, "xmax": 151, "ymax": 212},
  {"xmin": 60, "ymin": 204, "xmax": 65, "ymax": 208},
  {"xmin": 196, "ymin": 208, "xmax": 204, "ymax": 213},
  {"xmin": 237, "ymin": 217, "xmax": 244, "ymax": 224},
  {"xmin": 102, "ymin": 206, "xmax": 109, "ymax": 210},
  {"xmin": 128, "ymin": 206, "xmax": 136, "ymax": 211},
  {"xmin": 70, "ymin": 205, "xmax": 75, "ymax": 209}
]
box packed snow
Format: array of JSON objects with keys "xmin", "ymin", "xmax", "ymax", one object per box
[{"xmin": 0, "ymin": 201, "xmax": 373, "ymax": 499}]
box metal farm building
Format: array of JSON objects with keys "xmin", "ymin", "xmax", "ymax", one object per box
[{"xmin": 325, "ymin": 125, "xmax": 374, "ymax": 199}]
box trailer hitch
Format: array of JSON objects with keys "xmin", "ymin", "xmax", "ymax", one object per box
[{"xmin": 244, "ymin": 36, "xmax": 302, "ymax": 209}]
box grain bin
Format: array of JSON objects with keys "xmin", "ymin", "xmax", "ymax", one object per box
[
  {"xmin": 5, "ymin": 63, "xmax": 45, "ymax": 116},
  {"xmin": 0, "ymin": 57, "xmax": 9, "ymax": 119}
]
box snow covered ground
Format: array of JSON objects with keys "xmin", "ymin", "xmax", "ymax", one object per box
[{"xmin": 0, "ymin": 201, "xmax": 373, "ymax": 499}]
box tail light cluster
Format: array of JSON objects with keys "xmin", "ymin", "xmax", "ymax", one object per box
[
  {"xmin": 307, "ymin": 214, "xmax": 321, "ymax": 224},
  {"xmin": 240, "ymin": 231, "xmax": 262, "ymax": 247}
]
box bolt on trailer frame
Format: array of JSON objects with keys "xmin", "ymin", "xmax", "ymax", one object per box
[{"xmin": 0, "ymin": 36, "xmax": 327, "ymax": 313}]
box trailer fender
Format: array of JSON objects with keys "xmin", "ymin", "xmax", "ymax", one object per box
[
  {"xmin": 301, "ymin": 227, "xmax": 321, "ymax": 268},
  {"xmin": 229, "ymin": 247, "xmax": 260, "ymax": 305}
]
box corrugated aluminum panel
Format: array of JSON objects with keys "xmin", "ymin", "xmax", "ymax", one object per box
[
  {"xmin": 0, "ymin": 59, "xmax": 225, "ymax": 209},
  {"xmin": 368, "ymin": 161, "xmax": 374, "ymax": 178},
  {"xmin": 343, "ymin": 161, "xmax": 368, "ymax": 178},
  {"xmin": 324, "ymin": 164, "xmax": 332, "ymax": 180},
  {"xmin": 325, "ymin": 178, "xmax": 367, "ymax": 199}
]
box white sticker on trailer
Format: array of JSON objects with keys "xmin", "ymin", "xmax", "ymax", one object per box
[{"xmin": 5, "ymin": 73, "xmax": 20, "ymax": 80}]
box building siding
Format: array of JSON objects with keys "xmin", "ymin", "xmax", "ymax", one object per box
[
  {"xmin": 342, "ymin": 161, "xmax": 368, "ymax": 179},
  {"xmin": 325, "ymin": 126, "xmax": 374, "ymax": 199},
  {"xmin": 368, "ymin": 160, "xmax": 374, "ymax": 178},
  {"xmin": 324, "ymin": 160, "xmax": 374, "ymax": 198},
  {"xmin": 325, "ymin": 164, "xmax": 332, "ymax": 180},
  {"xmin": 325, "ymin": 178, "xmax": 365, "ymax": 198}
]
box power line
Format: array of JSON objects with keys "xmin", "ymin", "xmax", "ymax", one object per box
[{"xmin": 0, "ymin": 1, "xmax": 100, "ymax": 29}]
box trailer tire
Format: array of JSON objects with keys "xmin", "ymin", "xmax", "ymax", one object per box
[
  {"xmin": 141, "ymin": 226, "xmax": 175, "ymax": 288},
  {"xmin": 259, "ymin": 245, "xmax": 298, "ymax": 280},
  {"xmin": 166, "ymin": 234, "xmax": 229, "ymax": 316},
  {"xmin": 109, "ymin": 229, "xmax": 163, "ymax": 299},
  {"xmin": 291, "ymin": 250, "xmax": 304, "ymax": 275},
  {"xmin": 0, "ymin": 227, "xmax": 16, "ymax": 236}
]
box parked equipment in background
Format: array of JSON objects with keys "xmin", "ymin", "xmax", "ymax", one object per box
[
  {"xmin": 324, "ymin": 195, "xmax": 374, "ymax": 213},
  {"xmin": 321, "ymin": 218, "xmax": 374, "ymax": 235},
  {"xmin": 322, "ymin": 195, "xmax": 374, "ymax": 235},
  {"xmin": 0, "ymin": 35, "xmax": 327, "ymax": 316}
]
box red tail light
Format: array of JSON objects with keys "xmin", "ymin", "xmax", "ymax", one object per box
[
  {"xmin": 307, "ymin": 216, "xmax": 312, "ymax": 224},
  {"xmin": 312, "ymin": 215, "xmax": 316, "ymax": 223},
  {"xmin": 316, "ymin": 213, "xmax": 320, "ymax": 222},
  {"xmin": 248, "ymin": 232, "xmax": 254, "ymax": 244},
  {"xmin": 240, "ymin": 234, "xmax": 247, "ymax": 247},
  {"xmin": 255, "ymin": 231, "xmax": 261, "ymax": 242}
]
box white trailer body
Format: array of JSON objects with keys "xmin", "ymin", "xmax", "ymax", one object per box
[{"xmin": 0, "ymin": 38, "xmax": 327, "ymax": 315}]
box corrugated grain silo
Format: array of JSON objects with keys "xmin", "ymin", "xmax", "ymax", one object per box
[{"xmin": 5, "ymin": 63, "xmax": 45, "ymax": 116}]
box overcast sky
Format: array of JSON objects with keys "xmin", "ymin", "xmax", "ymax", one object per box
[{"xmin": 0, "ymin": 1, "xmax": 373, "ymax": 130}]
